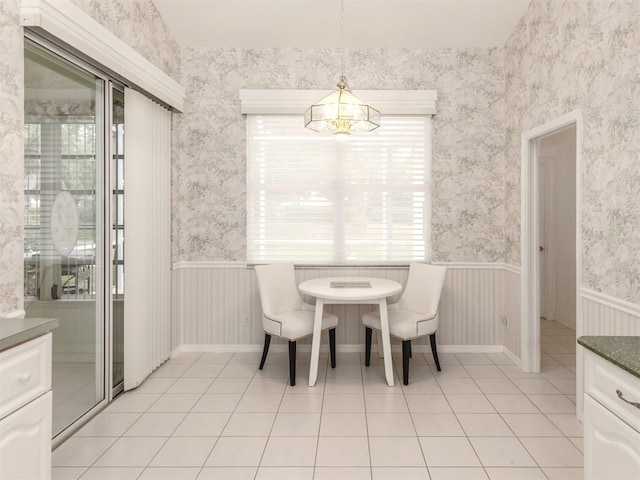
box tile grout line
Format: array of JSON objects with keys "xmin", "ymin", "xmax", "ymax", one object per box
[{"xmin": 56, "ymin": 324, "xmax": 582, "ymax": 479}]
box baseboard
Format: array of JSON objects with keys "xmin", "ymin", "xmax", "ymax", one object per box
[
  {"xmin": 437, "ymin": 345, "xmax": 505, "ymax": 353},
  {"xmin": 177, "ymin": 343, "xmax": 508, "ymax": 354},
  {"xmin": 502, "ymin": 346, "xmax": 521, "ymax": 367}
]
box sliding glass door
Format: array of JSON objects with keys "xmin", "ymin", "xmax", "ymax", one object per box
[{"xmin": 24, "ymin": 38, "xmax": 124, "ymax": 438}]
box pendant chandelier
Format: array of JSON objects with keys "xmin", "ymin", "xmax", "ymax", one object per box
[{"xmin": 304, "ymin": 0, "xmax": 380, "ymax": 137}]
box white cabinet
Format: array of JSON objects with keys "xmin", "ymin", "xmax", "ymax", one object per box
[
  {"xmin": 584, "ymin": 348, "xmax": 640, "ymax": 480},
  {"xmin": 0, "ymin": 391, "xmax": 52, "ymax": 480},
  {"xmin": 0, "ymin": 333, "xmax": 52, "ymax": 480}
]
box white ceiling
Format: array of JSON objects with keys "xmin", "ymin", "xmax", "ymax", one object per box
[{"xmin": 152, "ymin": 0, "xmax": 531, "ymax": 49}]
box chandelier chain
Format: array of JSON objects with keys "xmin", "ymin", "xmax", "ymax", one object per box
[{"xmin": 340, "ymin": 0, "xmax": 345, "ymax": 80}]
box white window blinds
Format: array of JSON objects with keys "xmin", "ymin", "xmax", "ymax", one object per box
[
  {"xmin": 247, "ymin": 115, "xmax": 432, "ymax": 264},
  {"xmin": 124, "ymin": 88, "xmax": 171, "ymax": 390}
]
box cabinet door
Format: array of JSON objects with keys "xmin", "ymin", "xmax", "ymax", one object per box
[
  {"xmin": 0, "ymin": 391, "xmax": 52, "ymax": 480},
  {"xmin": 585, "ymin": 395, "xmax": 640, "ymax": 480}
]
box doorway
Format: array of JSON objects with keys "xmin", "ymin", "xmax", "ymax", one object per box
[
  {"xmin": 538, "ymin": 127, "xmax": 577, "ymax": 364},
  {"xmin": 539, "ymin": 129, "xmax": 577, "ymax": 329},
  {"xmin": 520, "ymin": 111, "xmax": 582, "ymax": 377}
]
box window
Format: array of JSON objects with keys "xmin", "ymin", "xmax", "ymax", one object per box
[{"xmin": 247, "ymin": 114, "xmax": 432, "ymax": 264}]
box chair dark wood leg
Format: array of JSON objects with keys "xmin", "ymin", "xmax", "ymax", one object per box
[
  {"xmin": 288, "ymin": 341, "xmax": 296, "ymax": 386},
  {"xmin": 329, "ymin": 328, "xmax": 336, "ymax": 368},
  {"xmin": 259, "ymin": 334, "xmax": 271, "ymax": 369},
  {"xmin": 402, "ymin": 340, "xmax": 411, "ymax": 385},
  {"xmin": 409, "ymin": 341, "xmax": 412, "ymax": 358},
  {"xmin": 430, "ymin": 333, "xmax": 441, "ymax": 371},
  {"xmin": 365, "ymin": 327, "xmax": 372, "ymax": 367}
]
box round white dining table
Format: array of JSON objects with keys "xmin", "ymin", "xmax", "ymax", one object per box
[{"xmin": 298, "ymin": 277, "xmax": 402, "ymax": 387}]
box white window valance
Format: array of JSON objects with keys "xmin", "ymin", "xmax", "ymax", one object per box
[{"xmin": 239, "ymin": 89, "xmax": 437, "ymax": 116}]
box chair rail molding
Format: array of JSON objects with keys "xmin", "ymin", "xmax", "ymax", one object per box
[
  {"xmin": 172, "ymin": 261, "xmax": 515, "ymax": 270},
  {"xmin": 503, "ymin": 264, "xmax": 521, "ymax": 275},
  {"xmin": 580, "ymin": 288, "xmax": 640, "ymax": 320},
  {"xmin": 20, "ymin": 0, "xmax": 184, "ymax": 111}
]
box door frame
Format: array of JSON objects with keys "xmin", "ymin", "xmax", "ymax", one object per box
[{"xmin": 520, "ymin": 110, "xmax": 583, "ymax": 384}]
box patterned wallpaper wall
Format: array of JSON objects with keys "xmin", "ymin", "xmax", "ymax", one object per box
[
  {"xmin": 0, "ymin": 0, "xmax": 24, "ymax": 316},
  {"xmin": 175, "ymin": 47, "xmax": 506, "ymax": 263},
  {"xmin": 504, "ymin": 0, "xmax": 640, "ymax": 303},
  {"xmin": 69, "ymin": 0, "xmax": 180, "ymax": 82},
  {"xmin": 3, "ymin": 0, "xmax": 637, "ymax": 314}
]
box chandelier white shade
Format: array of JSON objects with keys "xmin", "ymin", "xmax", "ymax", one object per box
[{"xmin": 304, "ymin": 76, "xmax": 380, "ymax": 136}]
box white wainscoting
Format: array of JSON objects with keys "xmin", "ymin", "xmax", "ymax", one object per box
[
  {"xmin": 581, "ymin": 289, "xmax": 640, "ymax": 335},
  {"xmin": 172, "ymin": 262, "xmax": 513, "ymax": 354}
]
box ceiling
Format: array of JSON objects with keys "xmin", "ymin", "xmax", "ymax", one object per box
[{"xmin": 152, "ymin": 0, "xmax": 531, "ymax": 49}]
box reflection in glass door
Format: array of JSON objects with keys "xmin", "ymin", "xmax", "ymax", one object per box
[
  {"xmin": 23, "ymin": 39, "xmax": 106, "ymax": 437},
  {"xmin": 112, "ymin": 88, "xmax": 125, "ymax": 394}
]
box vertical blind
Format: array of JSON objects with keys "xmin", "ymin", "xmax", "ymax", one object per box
[
  {"xmin": 124, "ymin": 88, "xmax": 171, "ymax": 390},
  {"xmin": 247, "ymin": 115, "xmax": 432, "ymax": 264}
]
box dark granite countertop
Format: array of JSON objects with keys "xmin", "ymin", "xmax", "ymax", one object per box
[
  {"xmin": 0, "ymin": 317, "xmax": 59, "ymax": 352},
  {"xmin": 578, "ymin": 336, "xmax": 640, "ymax": 379}
]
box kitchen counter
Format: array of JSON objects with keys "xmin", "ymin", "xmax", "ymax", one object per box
[
  {"xmin": 578, "ymin": 335, "xmax": 640, "ymax": 379},
  {"xmin": 0, "ymin": 317, "xmax": 59, "ymax": 352}
]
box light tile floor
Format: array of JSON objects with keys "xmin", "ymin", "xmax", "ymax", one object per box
[{"xmin": 53, "ymin": 319, "xmax": 583, "ymax": 480}]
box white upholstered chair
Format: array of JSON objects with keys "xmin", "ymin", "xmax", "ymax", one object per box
[
  {"xmin": 255, "ymin": 263, "xmax": 338, "ymax": 386},
  {"xmin": 363, "ymin": 262, "xmax": 447, "ymax": 385}
]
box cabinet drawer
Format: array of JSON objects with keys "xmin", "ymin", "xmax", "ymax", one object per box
[
  {"xmin": 585, "ymin": 349, "xmax": 640, "ymax": 432},
  {"xmin": 0, "ymin": 390, "xmax": 52, "ymax": 480},
  {"xmin": 584, "ymin": 394, "xmax": 640, "ymax": 480},
  {"xmin": 0, "ymin": 333, "xmax": 52, "ymax": 420}
]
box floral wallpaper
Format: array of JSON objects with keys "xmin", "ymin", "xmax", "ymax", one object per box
[
  {"xmin": 3, "ymin": 0, "xmax": 637, "ymax": 312},
  {"xmin": 175, "ymin": 47, "xmax": 506, "ymax": 263},
  {"xmin": 0, "ymin": 0, "xmax": 24, "ymax": 316},
  {"xmin": 69, "ymin": 0, "xmax": 180, "ymax": 82},
  {"xmin": 504, "ymin": 0, "xmax": 640, "ymax": 303}
]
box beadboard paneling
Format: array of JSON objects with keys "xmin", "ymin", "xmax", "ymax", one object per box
[
  {"xmin": 172, "ymin": 263, "xmax": 510, "ymax": 350},
  {"xmin": 581, "ymin": 289, "xmax": 640, "ymax": 336}
]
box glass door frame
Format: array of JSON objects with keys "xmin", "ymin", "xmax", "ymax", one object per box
[
  {"xmin": 109, "ymin": 83, "xmax": 125, "ymax": 399},
  {"xmin": 25, "ymin": 32, "xmax": 125, "ymax": 447}
]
